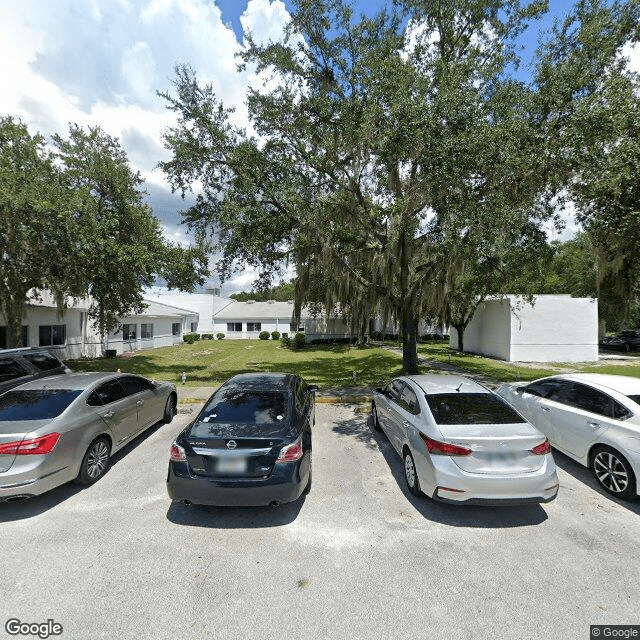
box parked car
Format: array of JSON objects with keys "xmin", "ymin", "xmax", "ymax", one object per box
[
  {"xmin": 496, "ymin": 373, "xmax": 640, "ymax": 500},
  {"xmin": 599, "ymin": 330, "xmax": 640, "ymax": 352},
  {"xmin": 371, "ymin": 374, "xmax": 558, "ymax": 505},
  {"xmin": 0, "ymin": 348, "xmax": 71, "ymax": 395},
  {"xmin": 0, "ymin": 372, "xmax": 177, "ymax": 502},
  {"xmin": 167, "ymin": 373, "xmax": 315, "ymax": 507}
]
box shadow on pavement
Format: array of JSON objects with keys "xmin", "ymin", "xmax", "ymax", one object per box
[
  {"xmin": 552, "ymin": 449, "xmax": 640, "ymax": 516},
  {"xmin": 333, "ymin": 413, "xmax": 549, "ymax": 528},
  {"xmin": 165, "ymin": 497, "xmax": 304, "ymax": 529}
]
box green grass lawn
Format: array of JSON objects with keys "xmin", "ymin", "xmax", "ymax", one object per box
[
  {"xmin": 69, "ymin": 340, "xmax": 405, "ymax": 388},
  {"xmin": 416, "ymin": 340, "xmax": 640, "ymax": 382}
]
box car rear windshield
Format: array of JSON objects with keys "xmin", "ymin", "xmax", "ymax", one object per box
[
  {"xmin": 426, "ymin": 393, "xmax": 526, "ymax": 425},
  {"xmin": 197, "ymin": 390, "xmax": 289, "ymax": 427},
  {"xmin": 0, "ymin": 390, "xmax": 82, "ymax": 421}
]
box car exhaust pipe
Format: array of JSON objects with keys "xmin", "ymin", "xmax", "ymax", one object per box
[
  {"xmin": 3, "ymin": 495, "xmax": 30, "ymax": 503},
  {"xmin": 182, "ymin": 499, "xmax": 192, "ymax": 506},
  {"xmin": 269, "ymin": 500, "xmax": 280, "ymax": 507}
]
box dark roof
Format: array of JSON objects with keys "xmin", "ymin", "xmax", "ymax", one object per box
[{"xmin": 224, "ymin": 372, "xmax": 297, "ymax": 391}]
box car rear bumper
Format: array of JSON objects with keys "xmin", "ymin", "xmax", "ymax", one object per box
[
  {"xmin": 417, "ymin": 453, "xmax": 559, "ymax": 505},
  {"xmin": 166, "ymin": 457, "xmax": 310, "ymax": 506},
  {"xmin": 0, "ymin": 462, "xmax": 73, "ymax": 501}
]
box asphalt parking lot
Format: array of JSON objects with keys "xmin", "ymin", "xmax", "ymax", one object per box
[{"xmin": 1, "ymin": 403, "xmax": 639, "ymax": 640}]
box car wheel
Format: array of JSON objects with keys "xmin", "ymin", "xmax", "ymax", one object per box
[
  {"xmin": 591, "ymin": 446, "xmax": 636, "ymax": 500},
  {"xmin": 163, "ymin": 394, "xmax": 177, "ymax": 423},
  {"xmin": 372, "ymin": 401, "xmax": 382, "ymax": 431},
  {"xmin": 75, "ymin": 437, "xmax": 111, "ymax": 486},
  {"xmin": 303, "ymin": 458, "xmax": 312, "ymax": 495},
  {"xmin": 624, "ymin": 343, "xmax": 631, "ymax": 353},
  {"xmin": 403, "ymin": 449, "xmax": 421, "ymax": 497}
]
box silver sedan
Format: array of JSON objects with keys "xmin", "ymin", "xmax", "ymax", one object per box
[
  {"xmin": 371, "ymin": 374, "xmax": 559, "ymax": 505},
  {"xmin": 496, "ymin": 373, "xmax": 640, "ymax": 500},
  {"xmin": 0, "ymin": 372, "xmax": 177, "ymax": 502}
]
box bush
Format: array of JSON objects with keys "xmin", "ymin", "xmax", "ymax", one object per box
[
  {"xmin": 293, "ymin": 332, "xmax": 306, "ymax": 349},
  {"xmin": 183, "ymin": 333, "xmax": 200, "ymax": 344},
  {"xmin": 201, "ymin": 333, "xmax": 214, "ymax": 340},
  {"xmin": 259, "ymin": 331, "xmax": 270, "ymax": 340},
  {"xmin": 271, "ymin": 331, "xmax": 280, "ymax": 340},
  {"xmin": 281, "ymin": 332, "xmax": 288, "ymax": 338},
  {"xmin": 281, "ymin": 336, "xmax": 291, "ymax": 347},
  {"xmin": 216, "ymin": 333, "xmax": 225, "ymax": 340}
]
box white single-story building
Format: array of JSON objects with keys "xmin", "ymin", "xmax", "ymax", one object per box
[
  {"xmin": 449, "ymin": 295, "xmax": 599, "ymax": 362},
  {"xmin": 212, "ymin": 300, "xmax": 352, "ymax": 340},
  {"xmin": 0, "ymin": 291, "xmax": 199, "ymax": 359}
]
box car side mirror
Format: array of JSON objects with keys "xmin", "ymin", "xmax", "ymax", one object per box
[
  {"xmin": 516, "ymin": 386, "xmax": 526, "ymax": 394},
  {"xmin": 308, "ymin": 385, "xmax": 318, "ymax": 393},
  {"xmin": 373, "ymin": 387, "xmax": 384, "ymax": 394}
]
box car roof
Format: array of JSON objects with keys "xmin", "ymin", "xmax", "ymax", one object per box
[
  {"xmin": 552, "ymin": 373, "xmax": 640, "ymax": 396},
  {"xmin": 224, "ymin": 372, "xmax": 298, "ymax": 392},
  {"xmin": 403, "ymin": 374, "xmax": 490, "ymax": 395},
  {"xmin": 9, "ymin": 372, "xmax": 119, "ymax": 391},
  {"xmin": 0, "ymin": 347, "xmax": 63, "ymax": 358}
]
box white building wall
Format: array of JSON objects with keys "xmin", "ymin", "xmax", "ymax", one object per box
[
  {"xmin": 449, "ymin": 299, "xmax": 511, "ymax": 360},
  {"xmin": 213, "ymin": 318, "xmax": 293, "ymax": 339},
  {"xmin": 509, "ymin": 296, "xmax": 598, "ymax": 362}
]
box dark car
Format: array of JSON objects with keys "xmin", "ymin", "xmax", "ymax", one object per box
[
  {"xmin": 600, "ymin": 330, "xmax": 640, "ymax": 353},
  {"xmin": 0, "ymin": 348, "xmax": 71, "ymax": 395},
  {"xmin": 167, "ymin": 373, "xmax": 316, "ymax": 507}
]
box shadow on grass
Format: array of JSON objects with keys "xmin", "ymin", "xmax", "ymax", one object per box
[
  {"xmin": 552, "ymin": 449, "xmax": 640, "ymax": 516},
  {"xmin": 331, "ymin": 413, "xmax": 548, "ymax": 528},
  {"xmin": 165, "ymin": 496, "xmax": 304, "ymax": 529},
  {"xmin": 0, "ymin": 419, "xmax": 169, "ymax": 522}
]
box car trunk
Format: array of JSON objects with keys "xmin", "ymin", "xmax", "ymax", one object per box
[
  {"xmin": 0, "ymin": 420, "xmax": 50, "ymax": 472},
  {"xmin": 435, "ymin": 422, "xmax": 547, "ymax": 474},
  {"xmin": 184, "ymin": 421, "xmax": 295, "ymax": 479}
]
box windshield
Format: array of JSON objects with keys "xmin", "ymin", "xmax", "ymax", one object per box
[
  {"xmin": 0, "ymin": 389, "xmax": 82, "ymax": 421},
  {"xmin": 627, "ymin": 395, "xmax": 640, "ymax": 406},
  {"xmin": 426, "ymin": 393, "xmax": 526, "ymax": 425}
]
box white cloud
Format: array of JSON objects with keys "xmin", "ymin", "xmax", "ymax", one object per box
[
  {"xmin": 122, "ymin": 41, "xmax": 156, "ymax": 100},
  {"xmin": 241, "ymin": 0, "xmax": 290, "ymax": 45},
  {"xmin": 621, "ymin": 41, "xmax": 640, "ymax": 75}
]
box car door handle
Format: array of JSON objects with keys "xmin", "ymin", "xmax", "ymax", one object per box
[
  {"xmin": 136, "ymin": 400, "xmax": 143, "ymax": 406},
  {"xmin": 403, "ymin": 421, "xmax": 410, "ymax": 427},
  {"xmin": 103, "ymin": 411, "xmax": 114, "ymax": 419},
  {"xmin": 541, "ymin": 407, "xmax": 551, "ymax": 412},
  {"xmin": 588, "ymin": 422, "xmax": 600, "ymax": 428}
]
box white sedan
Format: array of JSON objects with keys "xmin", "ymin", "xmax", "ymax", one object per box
[
  {"xmin": 371, "ymin": 374, "xmax": 559, "ymax": 505},
  {"xmin": 496, "ymin": 373, "xmax": 640, "ymax": 500}
]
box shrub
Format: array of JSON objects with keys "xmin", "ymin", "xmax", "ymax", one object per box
[
  {"xmin": 281, "ymin": 332, "xmax": 288, "ymax": 338},
  {"xmin": 293, "ymin": 332, "xmax": 306, "ymax": 349},
  {"xmin": 271, "ymin": 331, "xmax": 280, "ymax": 340},
  {"xmin": 216, "ymin": 333, "xmax": 225, "ymax": 340},
  {"xmin": 281, "ymin": 336, "xmax": 291, "ymax": 347},
  {"xmin": 201, "ymin": 333, "xmax": 214, "ymax": 340},
  {"xmin": 183, "ymin": 333, "xmax": 200, "ymax": 344},
  {"xmin": 259, "ymin": 331, "xmax": 270, "ymax": 340}
]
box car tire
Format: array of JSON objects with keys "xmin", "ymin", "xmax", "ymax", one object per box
[
  {"xmin": 403, "ymin": 448, "xmax": 421, "ymax": 497},
  {"xmin": 163, "ymin": 394, "xmax": 177, "ymax": 423},
  {"xmin": 372, "ymin": 401, "xmax": 382, "ymax": 431},
  {"xmin": 75, "ymin": 437, "xmax": 111, "ymax": 486},
  {"xmin": 591, "ymin": 446, "xmax": 636, "ymax": 500}
]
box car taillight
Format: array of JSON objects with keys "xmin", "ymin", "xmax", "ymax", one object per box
[
  {"xmin": 170, "ymin": 443, "xmax": 186, "ymax": 462},
  {"xmin": 531, "ymin": 439, "xmax": 550, "ymax": 455},
  {"xmin": 420, "ymin": 433, "xmax": 472, "ymax": 456},
  {"xmin": 0, "ymin": 433, "xmax": 60, "ymax": 456},
  {"xmin": 277, "ymin": 438, "xmax": 303, "ymax": 462}
]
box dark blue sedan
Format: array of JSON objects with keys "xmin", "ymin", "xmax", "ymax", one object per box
[{"xmin": 167, "ymin": 373, "xmax": 315, "ymax": 507}]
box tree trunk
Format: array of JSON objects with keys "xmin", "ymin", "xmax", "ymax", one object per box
[
  {"xmin": 402, "ymin": 306, "xmax": 419, "ymax": 374},
  {"xmin": 454, "ymin": 323, "xmax": 466, "ymax": 353}
]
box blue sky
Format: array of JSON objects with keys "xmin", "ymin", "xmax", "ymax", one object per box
[{"xmin": 0, "ymin": 1, "xmax": 637, "ymax": 292}]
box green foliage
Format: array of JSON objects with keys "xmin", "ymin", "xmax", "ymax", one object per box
[
  {"xmin": 201, "ymin": 333, "xmax": 214, "ymax": 340},
  {"xmin": 216, "ymin": 332, "xmax": 225, "ymax": 340},
  {"xmin": 230, "ymin": 280, "xmax": 295, "ymax": 302},
  {"xmin": 271, "ymin": 331, "xmax": 280, "ymax": 340},
  {"xmin": 293, "ymin": 333, "xmax": 306, "ymax": 349},
  {"xmin": 281, "ymin": 336, "xmax": 291, "ymax": 347},
  {"xmin": 183, "ymin": 333, "xmax": 200, "ymax": 344},
  {"xmin": 258, "ymin": 330, "xmax": 270, "ymax": 340}
]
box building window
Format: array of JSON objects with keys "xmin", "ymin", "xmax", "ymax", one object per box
[
  {"xmin": 122, "ymin": 324, "xmax": 136, "ymax": 340},
  {"xmin": 247, "ymin": 322, "xmax": 261, "ymax": 332},
  {"xmin": 190, "ymin": 322, "xmax": 198, "ymax": 333},
  {"xmin": 172, "ymin": 323, "xmax": 181, "ymax": 336},
  {"xmin": 290, "ymin": 323, "xmax": 304, "ymax": 333},
  {"xmin": 39, "ymin": 325, "xmax": 66, "ymax": 346},
  {"xmin": 141, "ymin": 323, "xmax": 154, "ymax": 339},
  {"xmin": 227, "ymin": 323, "xmax": 242, "ymax": 332},
  {"xmin": 0, "ymin": 326, "xmax": 28, "ymax": 349}
]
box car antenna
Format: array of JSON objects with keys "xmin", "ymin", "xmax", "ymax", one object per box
[{"xmin": 455, "ymin": 382, "xmax": 463, "ymax": 393}]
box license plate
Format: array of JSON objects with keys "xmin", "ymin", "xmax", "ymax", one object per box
[{"xmin": 216, "ymin": 457, "xmax": 248, "ymax": 474}]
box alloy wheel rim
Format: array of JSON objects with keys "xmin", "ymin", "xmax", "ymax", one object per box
[
  {"xmin": 594, "ymin": 451, "xmax": 628, "ymax": 493},
  {"xmin": 405, "ymin": 455, "xmax": 415, "ymax": 488},
  {"xmin": 87, "ymin": 442, "xmax": 109, "ymax": 479}
]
